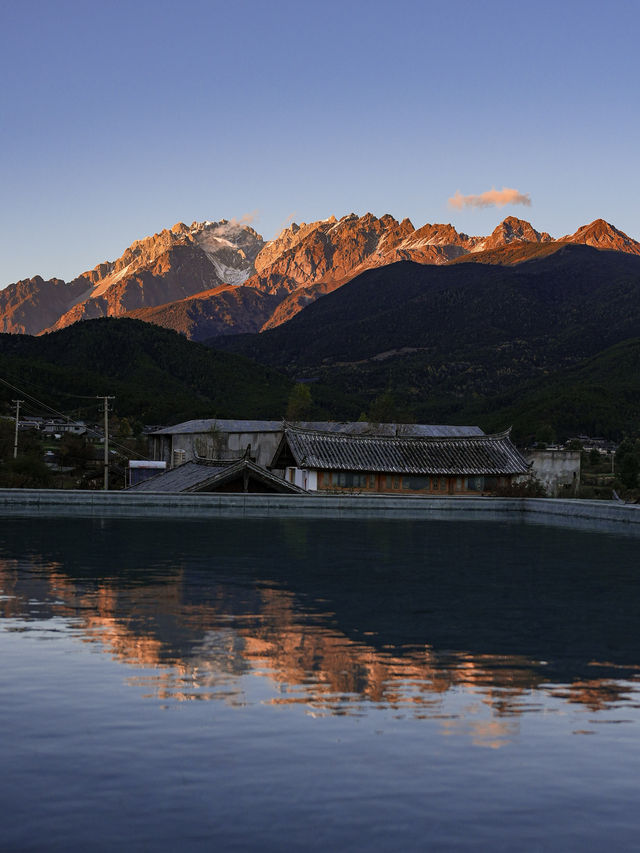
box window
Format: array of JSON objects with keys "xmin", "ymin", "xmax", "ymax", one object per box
[
  {"xmin": 432, "ymin": 477, "xmax": 439, "ymax": 490},
  {"xmin": 334, "ymin": 472, "xmax": 369, "ymax": 489},
  {"xmin": 466, "ymin": 476, "xmax": 484, "ymax": 491},
  {"xmin": 402, "ymin": 476, "xmax": 430, "ymax": 491}
]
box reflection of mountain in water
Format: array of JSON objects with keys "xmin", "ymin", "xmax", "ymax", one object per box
[{"xmin": 1, "ymin": 517, "xmax": 639, "ymax": 719}]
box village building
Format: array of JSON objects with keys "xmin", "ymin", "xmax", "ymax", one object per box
[
  {"xmin": 525, "ymin": 448, "xmax": 581, "ymax": 497},
  {"xmin": 147, "ymin": 419, "xmax": 484, "ymax": 470},
  {"xmin": 269, "ymin": 426, "xmax": 530, "ymax": 495},
  {"xmin": 126, "ymin": 457, "xmax": 305, "ymax": 494},
  {"xmin": 41, "ymin": 418, "xmax": 87, "ymax": 436}
]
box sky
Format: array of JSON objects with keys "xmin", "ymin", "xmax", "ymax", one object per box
[{"xmin": 1, "ymin": 0, "xmax": 639, "ymax": 286}]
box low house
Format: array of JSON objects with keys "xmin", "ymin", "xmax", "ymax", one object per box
[
  {"xmin": 126, "ymin": 457, "xmax": 306, "ymax": 494},
  {"xmin": 42, "ymin": 419, "xmax": 87, "ymax": 436},
  {"xmin": 525, "ymin": 449, "xmax": 581, "ymax": 497},
  {"xmin": 269, "ymin": 426, "xmax": 529, "ymax": 495},
  {"xmin": 148, "ymin": 419, "xmax": 484, "ymax": 469}
]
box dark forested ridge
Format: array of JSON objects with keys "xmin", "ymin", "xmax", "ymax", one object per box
[
  {"xmin": 211, "ymin": 246, "xmax": 640, "ymax": 367},
  {"xmin": 209, "ymin": 246, "xmax": 640, "ymax": 439},
  {"xmin": 0, "ymin": 318, "xmax": 294, "ymax": 424}
]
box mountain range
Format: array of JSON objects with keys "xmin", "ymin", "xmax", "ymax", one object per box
[
  {"xmin": 4, "ymin": 211, "xmax": 640, "ymax": 441},
  {"xmin": 2, "ymin": 213, "xmax": 639, "ymax": 340}
]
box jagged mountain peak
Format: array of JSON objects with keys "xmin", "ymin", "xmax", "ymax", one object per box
[
  {"xmin": 561, "ymin": 219, "xmax": 640, "ymax": 254},
  {"xmin": 188, "ymin": 218, "xmax": 263, "ymax": 240},
  {"xmin": 405, "ymin": 222, "xmax": 470, "ymax": 247},
  {"xmin": 170, "ymin": 222, "xmax": 190, "ymax": 235},
  {"xmin": 470, "ymin": 216, "xmax": 551, "ymax": 253},
  {"xmin": 254, "ymin": 212, "xmax": 409, "ymax": 276},
  {"xmin": 80, "ymin": 218, "xmax": 264, "ymax": 288},
  {"xmin": 492, "ymin": 215, "xmax": 550, "ymax": 241}
]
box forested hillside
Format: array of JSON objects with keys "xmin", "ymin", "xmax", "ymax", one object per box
[
  {"xmin": 0, "ymin": 319, "xmax": 294, "ymax": 424},
  {"xmin": 210, "ymin": 246, "xmax": 640, "ymax": 440}
]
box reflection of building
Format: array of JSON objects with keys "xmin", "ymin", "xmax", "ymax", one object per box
[
  {"xmin": 0, "ymin": 554, "xmax": 635, "ymax": 720},
  {"xmin": 270, "ymin": 426, "xmax": 529, "ymax": 494}
]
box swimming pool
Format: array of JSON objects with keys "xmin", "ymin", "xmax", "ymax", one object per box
[{"xmin": 1, "ymin": 516, "xmax": 638, "ymax": 851}]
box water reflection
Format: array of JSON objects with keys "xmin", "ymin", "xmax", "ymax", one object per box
[{"xmin": 1, "ymin": 517, "xmax": 639, "ymax": 734}]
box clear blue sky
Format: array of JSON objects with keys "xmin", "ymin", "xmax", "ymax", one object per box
[{"xmin": 1, "ymin": 0, "xmax": 638, "ymax": 286}]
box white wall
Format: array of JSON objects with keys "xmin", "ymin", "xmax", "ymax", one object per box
[
  {"xmin": 526, "ymin": 450, "xmax": 581, "ymax": 497},
  {"xmin": 286, "ymin": 467, "xmax": 317, "ymax": 491}
]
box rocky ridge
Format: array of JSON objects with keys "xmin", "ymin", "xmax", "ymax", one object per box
[
  {"xmin": 2, "ymin": 214, "xmax": 639, "ymax": 339},
  {"xmin": 560, "ymin": 219, "xmax": 640, "ymax": 255}
]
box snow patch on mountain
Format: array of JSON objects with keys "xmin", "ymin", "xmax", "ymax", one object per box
[
  {"xmin": 191, "ymin": 222, "xmax": 263, "ymax": 285},
  {"xmin": 91, "ymin": 262, "xmax": 134, "ymax": 297},
  {"xmin": 209, "ymin": 257, "xmax": 252, "ymax": 286}
]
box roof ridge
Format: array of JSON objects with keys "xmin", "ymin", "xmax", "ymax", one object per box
[{"xmin": 284, "ymin": 425, "xmax": 510, "ymax": 443}]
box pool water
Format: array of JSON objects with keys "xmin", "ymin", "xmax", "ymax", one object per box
[{"xmin": 1, "ymin": 516, "xmax": 639, "ymax": 851}]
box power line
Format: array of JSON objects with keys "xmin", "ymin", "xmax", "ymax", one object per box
[
  {"xmin": 0, "ymin": 363, "xmax": 102, "ymax": 401},
  {"xmin": 0, "ymin": 373, "xmax": 150, "ymax": 461}
]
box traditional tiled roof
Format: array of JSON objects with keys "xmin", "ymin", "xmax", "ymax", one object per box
[
  {"xmin": 127, "ymin": 459, "xmax": 306, "ymax": 493},
  {"xmin": 199, "ymin": 458, "xmax": 307, "ymax": 493},
  {"xmin": 149, "ymin": 419, "xmax": 484, "ymax": 437},
  {"xmin": 272, "ymin": 427, "xmax": 529, "ymax": 476},
  {"xmin": 126, "ymin": 461, "xmax": 229, "ymax": 492}
]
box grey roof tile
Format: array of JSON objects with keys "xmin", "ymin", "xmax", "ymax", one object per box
[
  {"xmin": 127, "ymin": 461, "xmax": 229, "ymax": 492},
  {"xmin": 279, "ymin": 428, "xmax": 529, "ymax": 476},
  {"xmin": 126, "ymin": 459, "xmax": 306, "ymax": 494}
]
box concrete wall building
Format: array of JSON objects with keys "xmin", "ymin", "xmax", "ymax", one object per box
[{"xmin": 526, "ymin": 449, "xmax": 581, "ymax": 497}]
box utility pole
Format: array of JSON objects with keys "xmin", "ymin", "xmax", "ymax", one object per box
[
  {"xmin": 12, "ymin": 399, "xmax": 23, "ymax": 459},
  {"xmin": 97, "ymin": 396, "xmax": 115, "ymax": 490}
]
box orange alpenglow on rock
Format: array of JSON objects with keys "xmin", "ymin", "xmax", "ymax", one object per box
[{"xmin": 1, "ymin": 213, "xmax": 639, "ymax": 339}]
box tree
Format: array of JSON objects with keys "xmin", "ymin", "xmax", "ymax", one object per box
[
  {"xmin": 0, "ymin": 455, "xmax": 52, "ymax": 488},
  {"xmin": 0, "ymin": 417, "xmax": 14, "ymax": 461},
  {"xmin": 116, "ymin": 417, "xmax": 133, "ymax": 438},
  {"xmin": 58, "ymin": 434, "xmax": 96, "ymax": 470},
  {"xmin": 615, "ymin": 437, "xmax": 640, "ymax": 489},
  {"xmin": 535, "ymin": 424, "xmax": 556, "ymax": 448},
  {"xmin": 368, "ymin": 392, "xmax": 397, "ymax": 424},
  {"xmin": 286, "ymin": 384, "xmax": 313, "ymax": 421},
  {"xmin": 588, "ymin": 447, "xmax": 601, "ymax": 467}
]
